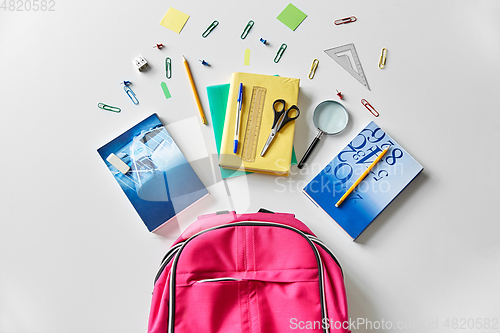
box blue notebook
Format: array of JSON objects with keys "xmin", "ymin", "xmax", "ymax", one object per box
[
  {"xmin": 303, "ymin": 121, "xmax": 423, "ymax": 240},
  {"xmin": 97, "ymin": 114, "xmax": 209, "ymax": 232}
]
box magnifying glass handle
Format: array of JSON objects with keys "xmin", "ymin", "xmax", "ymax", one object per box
[{"xmin": 298, "ymin": 131, "xmax": 324, "ymax": 169}]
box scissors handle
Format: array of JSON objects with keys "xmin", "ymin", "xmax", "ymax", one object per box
[
  {"xmin": 272, "ymin": 99, "xmax": 286, "ymax": 129},
  {"xmin": 278, "ymin": 104, "xmax": 300, "ymax": 131}
]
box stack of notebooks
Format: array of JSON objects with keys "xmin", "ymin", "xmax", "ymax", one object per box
[
  {"xmin": 208, "ymin": 73, "xmax": 300, "ymax": 177},
  {"xmin": 303, "ymin": 121, "xmax": 423, "ymax": 240}
]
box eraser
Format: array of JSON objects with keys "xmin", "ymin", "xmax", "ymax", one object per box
[{"xmin": 106, "ymin": 153, "xmax": 130, "ymax": 174}]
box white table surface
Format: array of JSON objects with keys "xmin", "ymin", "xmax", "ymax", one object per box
[{"xmin": 1, "ymin": 0, "xmax": 499, "ymax": 332}]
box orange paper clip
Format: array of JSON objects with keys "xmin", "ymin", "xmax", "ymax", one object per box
[
  {"xmin": 361, "ymin": 99, "xmax": 379, "ymax": 117},
  {"xmin": 334, "ymin": 16, "xmax": 357, "ymax": 25}
]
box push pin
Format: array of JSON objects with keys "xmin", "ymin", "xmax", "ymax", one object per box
[
  {"xmin": 259, "ymin": 38, "xmax": 267, "ymax": 45},
  {"xmin": 120, "ymin": 80, "xmax": 131, "ymax": 86},
  {"xmin": 336, "ymin": 89, "xmax": 344, "ymax": 100},
  {"xmin": 199, "ymin": 59, "xmax": 210, "ymax": 66},
  {"xmin": 153, "ymin": 43, "xmax": 164, "ymax": 50}
]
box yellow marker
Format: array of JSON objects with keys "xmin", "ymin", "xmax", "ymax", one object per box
[
  {"xmin": 183, "ymin": 56, "xmax": 207, "ymax": 125},
  {"xmin": 335, "ymin": 147, "xmax": 389, "ymax": 208}
]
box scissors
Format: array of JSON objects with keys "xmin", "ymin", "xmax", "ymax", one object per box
[{"xmin": 260, "ymin": 99, "xmax": 300, "ymax": 157}]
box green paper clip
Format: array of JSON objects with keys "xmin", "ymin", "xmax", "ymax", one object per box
[
  {"xmin": 241, "ymin": 20, "xmax": 254, "ymax": 39},
  {"xmin": 202, "ymin": 20, "xmax": 219, "ymax": 38},
  {"xmin": 274, "ymin": 43, "xmax": 287, "ymax": 63},
  {"xmin": 165, "ymin": 57, "xmax": 171, "ymax": 79},
  {"xmin": 98, "ymin": 103, "xmax": 121, "ymax": 113}
]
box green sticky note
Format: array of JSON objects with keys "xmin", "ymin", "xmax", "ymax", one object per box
[
  {"xmin": 161, "ymin": 82, "xmax": 171, "ymax": 99},
  {"xmin": 277, "ymin": 3, "xmax": 307, "ymax": 31}
]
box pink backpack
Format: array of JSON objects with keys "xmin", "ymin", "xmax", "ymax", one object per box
[{"xmin": 148, "ymin": 210, "xmax": 349, "ymax": 333}]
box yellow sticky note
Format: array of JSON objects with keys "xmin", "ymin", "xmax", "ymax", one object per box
[
  {"xmin": 160, "ymin": 7, "xmax": 190, "ymax": 34},
  {"xmin": 244, "ymin": 48, "xmax": 250, "ymax": 66}
]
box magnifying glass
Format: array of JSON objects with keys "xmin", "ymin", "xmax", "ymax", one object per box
[{"xmin": 297, "ymin": 100, "xmax": 349, "ymax": 169}]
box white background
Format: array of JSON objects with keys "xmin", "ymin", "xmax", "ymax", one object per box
[{"xmin": 1, "ymin": 0, "xmax": 499, "ymax": 332}]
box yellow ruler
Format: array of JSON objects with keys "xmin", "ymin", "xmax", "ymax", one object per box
[{"xmin": 241, "ymin": 86, "xmax": 267, "ymax": 162}]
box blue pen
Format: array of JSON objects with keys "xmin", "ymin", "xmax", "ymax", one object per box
[{"xmin": 233, "ymin": 83, "xmax": 243, "ymax": 153}]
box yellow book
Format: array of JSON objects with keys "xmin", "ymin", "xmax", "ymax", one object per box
[{"xmin": 219, "ymin": 72, "xmax": 300, "ymax": 176}]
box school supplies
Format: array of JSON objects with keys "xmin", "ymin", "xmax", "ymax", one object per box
[
  {"xmin": 202, "ymin": 20, "xmax": 218, "ymax": 38},
  {"xmin": 97, "ymin": 114, "xmax": 209, "ymax": 232},
  {"xmin": 303, "ymin": 121, "xmax": 423, "ymax": 240},
  {"xmin": 124, "ymin": 85, "xmax": 139, "ymax": 105},
  {"xmin": 335, "ymin": 147, "xmax": 389, "ymax": 207},
  {"xmin": 308, "ymin": 59, "xmax": 319, "ymax": 79},
  {"xmin": 154, "ymin": 43, "xmax": 164, "ymax": 49},
  {"xmin": 334, "ymin": 16, "xmax": 357, "ymax": 25},
  {"xmin": 379, "ymin": 48, "xmax": 387, "ymax": 69},
  {"xmin": 160, "ymin": 7, "xmax": 189, "ymax": 34},
  {"xmin": 274, "ymin": 43, "xmax": 287, "ymax": 63},
  {"xmin": 259, "ymin": 38, "xmax": 267, "ymax": 45},
  {"xmin": 165, "ymin": 58, "xmax": 172, "ymax": 78},
  {"xmin": 199, "ymin": 59, "xmax": 210, "ymax": 66},
  {"xmin": 336, "ymin": 89, "xmax": 344, "ymax": 100},
  {"xmin": 183, "ymin": 56, "xmax": 207, "ymax": 125},
  {"xmin": 160, "ymin": 82, "xmax": 171, "ymax": 99},
  {"xmin": 324, "ymin": 43, "xmax": 370, "ymax": 91},
  {"xmin": 298, "ymin": 101, "xmax": 348, "ymax": 169},
  {"xmin": 134, "ymin": 56, "xmax": 148, "ymax": 71},
  {"xmin": 98, "ymin": 103, "xmax": 121, "ymax": 113},
  {"xmin": 207, "ymin": 84, "xmax": 250, "ymax": 179},
  {"xmin": 260, "ymin": 99, "xmax": 300, "ymax": 156},
  {"xmin": 361, "ymin": 99, "xmax": 379, "ymax": 117},
  {"xmin": 106, "ymin": 153, "xmax": 130, "ymax": 175},
  {"xmin": 240, "ymin": 20, "xmax": 254, "ymax": 39},
  {"xmin": 148, "ymin": 210, "xmax": 348, "ymax": 333},
  {"xmin": 219, "ymin": 73, "xmax": 300, "ymax": 176},
  {"xmin": 233, "ymin": 83, "xmax": 243, "ymax": 154},
  {"xmin": 206, "ymin": 84, "xmax": 298, "ymax": 179},
  {"xmin": 277, "ymin": 3, "xmax": 307, "ymax": 31},
  {"xmin": 241, "ymin": 86, "xmax": 267, "ymax": 162}
]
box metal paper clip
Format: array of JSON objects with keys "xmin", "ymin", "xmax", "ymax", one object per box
[
  {"xmin": 124, "ymin": 85, "xmax": 139, "ymax": 105},
  {"xmin": 379, "ymin": 48, "xmax": 387, "ymax": 69},
  {"xmin": 361, "ymin": 99, "xmax": 379, "ymax": 117},
  {"xmin": 334, "ymin": 16, "xmax": 357, "ymax": 25},
  {"xmin": 308, "ymin": 59, "xmax": 319, "ymax": 79},
  {"xmin": 165, "ymin": 57, "xmax": 171, "ymax": 79},
  {"xmin": 274, "ymin": 43, "xmax": 287, "ymax": 63},
  {"xmin": 98, "ymin": 103, "xmax": 121, "ymax": 113},
  {"xmin": 202, "ymin": 20, "xmax": 219, "ymax": 38},
  {"xmin": 241, "ymin": 20, "xmax": 254, "ymax": 39}
]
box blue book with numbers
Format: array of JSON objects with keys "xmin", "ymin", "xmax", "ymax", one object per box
[{"xmin": 303, "ymin": 121, "xmax": 423, "ymax": 240}]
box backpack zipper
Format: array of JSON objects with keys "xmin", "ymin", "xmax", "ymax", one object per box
[{"xmin": 165, "ymin": 221, "xmax": 337, "ymax": 333}]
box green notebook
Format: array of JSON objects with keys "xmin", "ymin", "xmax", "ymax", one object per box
[{"xmin": 207, "ymin": 84, "xmax": 297, "ymax": 179}]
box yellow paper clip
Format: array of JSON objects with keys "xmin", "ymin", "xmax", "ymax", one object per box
[
  {"xmin": 98, "ymin": 103, "xmax": 121, "ymax": 113},
  {"xmin": 308, "ymin": 59, "xmax": 319, "ymax": 79},
  {"xmin": 274, "ymin": 43, "xmax": 287, "ymax": 63},
  {"xmin": 241, "ymin": 20, "xmax": 254, "ymax": 39},
  {"xmin": 202, "ymin": 20, "xmax": 219, "ymax": 38},
  {"xmin": 379, "ymin": 48, "xmax": 387, "ymax": 69}
]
